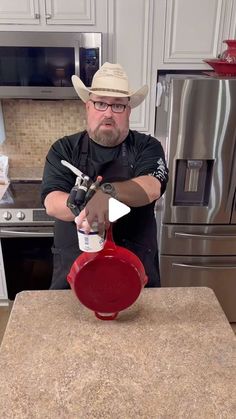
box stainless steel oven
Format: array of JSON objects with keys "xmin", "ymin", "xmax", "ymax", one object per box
[{"xmin": 0, "ymin": 180, "xmax": 55, "ymax": 300}]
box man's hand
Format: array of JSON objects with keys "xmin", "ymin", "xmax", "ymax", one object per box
[
  {"xmin": 75, "ymin": 190, "xmax": 110, "ymax": 234},
  {"xmin": 45, "ymin": 176, "xmax": 161, "ymax": 227},
  {"xmin": 74, "ymin": 175, "xmax": 161, "ymax": 233}
]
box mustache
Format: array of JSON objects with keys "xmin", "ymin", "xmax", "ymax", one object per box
[{"xmin": 99, "ymin": 118, "xmax": 116, "ymax": 126}]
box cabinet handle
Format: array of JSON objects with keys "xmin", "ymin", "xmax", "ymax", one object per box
[
  {"xmin": 35, "ymin": 13, "xmax": 40, "ymax": 19},
  {"xmin": 45, "ymin": 14, "xmax": 52, "ymax": 19}
]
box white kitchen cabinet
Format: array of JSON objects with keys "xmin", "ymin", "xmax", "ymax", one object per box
[
  {"xmin": 0, "ymin": 0, "xmax": 106, "ymax": 30},
  {"xmin": 111, "ymin": 0, "xmax": 236, "ymax": 132},
  {"xmin": 44, "ymin": 0, "xmax": 95, "ymax": 26},
  {"xmin": 229, "ymin": 0, "xmax": 236, "ymax": 38},
  {"xmin": 156, "ymin": 0, "xmax": 235, "ymax": 69},
  {"xmin": 0, "ymin": 240, "xmax": 8, "ymax": 300},
  {"xmin": 109, "ymin": 0, "xmax": 157, "ymax": 134},
  {"xmin": 0, "ymin": 0, "xmax": 40, "ymax": 24}
]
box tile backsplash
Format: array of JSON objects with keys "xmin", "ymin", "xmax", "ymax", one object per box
[{"xmin": 0, "ymin": 99, "xmax": 86, "ymax": 179}]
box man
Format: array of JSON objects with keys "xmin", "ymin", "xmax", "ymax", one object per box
[{"xmin": 41, "ymin": 62, "xmax": 168, "ymax": 289}]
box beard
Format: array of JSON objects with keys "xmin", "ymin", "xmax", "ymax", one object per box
[{"xmin": 87, "ymin": 118, "xmax": 128, "ymax": 147}]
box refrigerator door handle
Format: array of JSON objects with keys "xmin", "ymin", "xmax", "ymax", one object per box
[
  {"xmin": 173, "ymin": 263, "xmax": 236, "ymax": 270},
  {"xmin": 175, "ymin": 232, "xmax": 236, "ymax": 240},
  {"xmin": 156, "ymin": 82, "xmax": 163, "ymax": 107},
  {"xmin": 226, "ymin": 144, "xmax": 236, "ymax": 214}
]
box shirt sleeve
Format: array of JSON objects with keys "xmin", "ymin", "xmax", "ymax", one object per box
[
  {"xmin": 132, "ymin": 134, "xmax": 169, "ymax": 195},
  {"xmin": 41, "ymin": 135, "xmax": 79, "ymax": 203}
]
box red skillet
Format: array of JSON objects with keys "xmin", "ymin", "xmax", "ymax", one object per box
[{"xmin": 67, "ymin": 226, "xmax": 148, "ymax": 320}]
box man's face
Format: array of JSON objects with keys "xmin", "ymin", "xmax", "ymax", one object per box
[{"xmin": 86, "ymin": 94, "xmax": 131, "ymax": 147}]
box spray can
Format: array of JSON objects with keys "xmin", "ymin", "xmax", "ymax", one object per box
[{"xmin": 77, "ymin": 220, "xmax": 105, "ymax": 252}]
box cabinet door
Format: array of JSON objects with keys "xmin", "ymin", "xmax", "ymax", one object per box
[
  {"xmin": 111, "ymin": 0, "xmax": 155, "ymax": 133},
  {"xmin": 229, "ymin": 0, "xmax": 236, "ymax": 38},
  {"xmin": 162, "ymin": 0, "xmax": 230, "ymax": 65},
  {"xmin": 45, "ymin": 0, "xmax": 95, "ymax": 25},
  {"xmin": 0, "ymin": 0, "xmax": 40, "ymax": 24}
]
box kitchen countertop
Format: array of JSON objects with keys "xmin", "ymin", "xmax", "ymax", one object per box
[
  {"xmin": 0, "ymin": 182, "xmax": 9, "ymax": 200},
  {"xmin": 9, "ymin": 166, "xmax": 43, "ymax": 180},
  {"xmin": 0, "ymin": 287, "xmax": 235, "ymax": 418}
]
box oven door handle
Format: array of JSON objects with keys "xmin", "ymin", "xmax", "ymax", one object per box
[{"xmin": 0, "ymin": 229, "xmax": 54, "ymax": 237}]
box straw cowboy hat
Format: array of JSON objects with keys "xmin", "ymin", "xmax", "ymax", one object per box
[{"xmin": 71, "ymin": 62, "xmax": 148, "ymax": 108}]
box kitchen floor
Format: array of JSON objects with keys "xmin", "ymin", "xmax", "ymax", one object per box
[{"xmin": 0, "ymin": 302, "xmax": 236, "ymax": 345}]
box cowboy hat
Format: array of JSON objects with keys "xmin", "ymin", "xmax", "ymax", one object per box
[{"xmin": 71, "ymin": 62, "xmax": 148, "ymax": 108}]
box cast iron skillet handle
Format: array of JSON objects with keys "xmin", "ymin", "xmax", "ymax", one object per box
[
  {"xmin": 104, "ymin": 224, "xmax": 117, "ymax": 250},
  {"xmin": 106, "ymin": 224, "xmax": 113, "ymax": 240},
  {"xmin": 94, "ymin": 225, "xmax": 119, "ymax": 320},
  {"xmin": 95, "ymin": 312, "xmax": 118, "ymax": 320}
]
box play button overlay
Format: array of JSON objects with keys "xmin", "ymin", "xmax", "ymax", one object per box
[{"xmin": 108, "ymin": 198, "xmax": 130, "ymax": 222}]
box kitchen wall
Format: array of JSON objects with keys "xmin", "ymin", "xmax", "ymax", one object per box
[{"xmin": 0, "ymin": 99, "xmax": 86, "ymax": 178}]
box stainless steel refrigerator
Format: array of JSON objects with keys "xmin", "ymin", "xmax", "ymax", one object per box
[{"xmin": 155, "ymin": 74, "xmax": 236, "ymax": 322}]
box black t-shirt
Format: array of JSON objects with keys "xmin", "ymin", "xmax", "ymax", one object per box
[{"xmin": 41, "ymin": 130, "xmax": 168, "ymax": 201}]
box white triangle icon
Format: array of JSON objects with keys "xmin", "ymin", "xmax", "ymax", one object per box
[{"xmin": 108, "ymin": 197, "xmax": 131, "ymax": 222}]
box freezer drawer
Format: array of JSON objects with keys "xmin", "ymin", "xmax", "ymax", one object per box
[
  {"xmin": 160, "ymin": 255, "xmax": 236, "ymax": 322},
  {"xmin": 161, "ymin": 224, "xmax": 236, "ymax": 255}
]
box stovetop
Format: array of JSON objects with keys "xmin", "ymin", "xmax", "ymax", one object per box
[
  {"xmin": 0, "ymin": 180, "xmax": 43, "ymax": 209},
  {"xmin": 0, "ymin": 180, "xmax": 54, "ymax": 225}
]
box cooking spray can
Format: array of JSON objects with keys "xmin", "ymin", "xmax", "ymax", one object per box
[{"xmin": 77, "ymin": 221, "xmax": 105, "ymax": 252}]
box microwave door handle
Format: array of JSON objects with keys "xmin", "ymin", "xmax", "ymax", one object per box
[
  {"xmin": 74, "ymin": 43, "xmax": 80, "ymax": 77},
  {"xmin": 172, "ymin": 263, "xmax": 236, "ymax": 270}
]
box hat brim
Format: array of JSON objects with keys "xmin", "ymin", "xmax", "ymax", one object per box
[{"xmin": 71, "ymin": 75, "xmax": 148, "ymax": 108}]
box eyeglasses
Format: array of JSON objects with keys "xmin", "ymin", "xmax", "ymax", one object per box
[{"xmin": 89, "ymin": 100, "xmax": 128, "ymax": 113}]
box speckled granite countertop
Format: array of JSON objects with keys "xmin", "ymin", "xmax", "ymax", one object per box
[
  {"xmin": 9, "ymin": 166, "xmax": 43, "ymax": 180},
  {"xmin": 0, "ymin": 287, "xmax": 236, "ymax": 419}
]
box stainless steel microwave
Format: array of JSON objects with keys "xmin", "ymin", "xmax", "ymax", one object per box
[{"xmin": 0, "ymin": 31, "xmax": 102, "ymax": 99}]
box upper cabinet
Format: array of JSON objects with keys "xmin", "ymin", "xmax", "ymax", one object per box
[
  {"xmin": 43, "ymin": 0, "xmax": 95, "ymax": 26},
  {"xmin": 1, "ymin": 0, "xmax": 236, "ymax": 134},
  {"xmin": 0, "ymin": 0, "xmax": 107, "ymax": 30},
  {"xmin": 109, "ymin": 0, "xmax": 156, "ymax": 134},
  {"xmin": 229, "ymin": 0, "xmax": 236, "ymax": 38},
  {"xmin": 0, "ymin": 0, "xmax": 40, "ymax": 25},
  {"xmin": 156, "ymin": 0, "xmax": 236, "ymax": 69}
]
